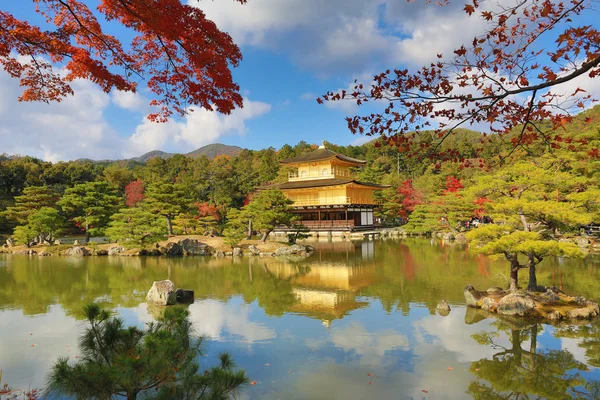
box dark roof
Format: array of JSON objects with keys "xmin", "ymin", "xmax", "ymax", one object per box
[
  {"xmin": 259, "ymin": 178, "xmax": 390, "ymax": 190},
  {"xmin": 280, "ymin": 148, "xmax": 367, "ymax": 165}
]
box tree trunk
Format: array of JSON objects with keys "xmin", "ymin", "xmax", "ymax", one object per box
[
  {"xmin": 527, "ymin": 254, "xmax": 538, "ymax": 291},
  {"xmin": 519, "ymin": 210, "xmax": 529, "ymax": 232},
  {"xmin": 166, "ymin": 215, "xmax": 173, "ymax": 235},
  {"xmin": 85, "ymin": 227, "xmax": 90, "ymax": 244},
  {"xmin": 127, "ymin": 391, "xmax": 137, "ymax": 400},
  {"xmin": 509, "ymin": 256, "xmax": 520, "ymax": 291},
  {"xmin": 260, "ymin": 229, "xmax": 272, "ymax": 242},
  {"xmin": 246, "ymin": 218, "xmax": 253, "ymax": 240}
]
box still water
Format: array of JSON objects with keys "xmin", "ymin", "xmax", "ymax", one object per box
[{"xmin": 1, "ymin": 238, "xmax": 600, "ymax": 399}]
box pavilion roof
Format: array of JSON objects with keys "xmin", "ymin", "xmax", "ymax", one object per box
[
  {"xmin": 259, "ymin": 178, "xmax": 390, "ymax": 190},
  {"xmin": 280, "ymin": 148, "xmax": 367, "ymax": 165}
]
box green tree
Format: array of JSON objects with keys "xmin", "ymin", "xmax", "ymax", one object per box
[
  {"xmin": 58, "ymin": 182, "xmax": 122, "ymax": 242},
  {"xmin": 106, "ymin": 207, "xmax": 164, "ymax": 247},
  {"xmin": 143, "ymin": 182, "xmax": 192, "ymax": 235},
  {"xmin": 102, "ymin": 164, "xmax": 134, "ymax": 190},
  {"xmin": 223, "ymin": 209, "xmax": 247, "ymax": 248},
  {"xmin": 26, "ymin": 207, "xmax": 65, "ymax": 243},
  {"xmin": 1, "ymin": 186, "xmax": 57, "ymax": 225},
  {"xmin": 13, "ymin": 224, "xmax": 37, "ymax": 247},
  {"xmin": 47, "ymin": 304, "xmax": 248, "ymax": 400},
  {"xmin": 242, "ymin": 189, "xmax": 299, "ymax": 242},
  {"xmin": 467, "ymin": 225, "xmax": 583, "ymax": 291}
]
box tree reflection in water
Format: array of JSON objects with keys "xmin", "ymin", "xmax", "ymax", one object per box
[{"xmin": 467, "ymin": 311, "xmax": 600, "ymax": 399}]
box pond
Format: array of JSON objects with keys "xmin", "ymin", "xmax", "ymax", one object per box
[{"xmin": 1, "ymin": 238, "xmax": 600, "ymax": 399}]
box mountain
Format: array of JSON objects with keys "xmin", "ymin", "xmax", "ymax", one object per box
[{"xmin": 132, "ymin": 143, "xmax": 244, "ymax": 163}]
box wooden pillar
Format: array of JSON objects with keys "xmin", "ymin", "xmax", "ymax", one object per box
[
  {"xmin": 345, "ymin": 208, "xmax": 348, "ymax": 227},
  {"xmin": 318, "ymin": 208, "xmax": 321, "ymax": 229}
]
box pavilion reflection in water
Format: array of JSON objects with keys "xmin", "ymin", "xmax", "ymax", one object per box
[{"xmin": 265, "ymin": 239, "xmax": 379, "ymax": 327}]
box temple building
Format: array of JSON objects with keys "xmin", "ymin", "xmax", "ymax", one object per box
[{"xmin": 262, "ymin": 143, "xmax": 389, "ymax": 231}]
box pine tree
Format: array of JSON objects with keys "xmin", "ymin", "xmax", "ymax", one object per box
[
  {"xmin": 242, "ymin": 189, "xmax": 299, "ymax": 242},
  {"xmin": 143, "ymin": 182, "xmax": 192, "ymax": 235},
  {"xmin": 106, "ymin": 207, "xmax": 164, "ymax": 247},
  {"xmin": 47, "ymin": 305, "xmax": 248, "ymax": 400},
  {"xmin": 58, "ymin": 182, "xmax": 122, "ymax": 242},
  {"xmin": 1, "ymin": 186, "xmax": 57, "ymax": 225}
]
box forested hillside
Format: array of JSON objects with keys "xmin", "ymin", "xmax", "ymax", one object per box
[{"xmin": 1, "ymin": 105, "xmax": 599, "ymax": 238}]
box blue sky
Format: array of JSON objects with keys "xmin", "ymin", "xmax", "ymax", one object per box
[{"xmin": 1, "ymin": 0, "xmax": 598, "ymax": 161}]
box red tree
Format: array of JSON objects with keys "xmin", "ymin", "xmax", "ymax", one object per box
[
  {"xmin": 321, "ymin": 1, "xmax": 599, "ymax": 160},
  {"xmin": 397, "ymin": 179, "xmax": 422, "ymax": 218},
  {"xmin": 443, "ymin": 176, "xmax": 464, "ymax": 194},
  {"xmin": 125, "ymin": 179, "xmax": 144, "ymax": 207},
  {"xmin": 194, "ymin": 202, "xmax": 222, "ymax": 221},
  {"xmin": 0, "ymin": 0, "xmax": 246, "ymax": 122}
]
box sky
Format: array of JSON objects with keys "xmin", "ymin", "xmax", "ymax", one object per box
[{"xmin": 1, "ymin": 0, "xmax": 598, "ymax": 162}]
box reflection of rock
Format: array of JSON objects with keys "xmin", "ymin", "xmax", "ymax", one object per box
[
  {"xmin": 465, "ymin": 284, "xmax": 600, "ymax": 321},
  {"xmin": 436, "ymin": 300, "xmax": 451, "ymax": 316},
  {"xmin": 65, "ymin": 246, "xmax": 89, "ymax": 256},
  {"xmin": 146, "ymin": 280, "xmax": 177, "ymax": 305}
]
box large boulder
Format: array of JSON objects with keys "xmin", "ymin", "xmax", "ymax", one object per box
[
  {"xmin": 65, "ymin": 246, "xmax": 90, "ymax": 257},
  {"xmin": 232, "ymin": 247, "xmax": 243, "ymax": 257},
  {"xmin": 108, "ymin": 246, "xmax": 125, "ymax": 256},
  {"xmin": 163, "ymin": 242, "xmax": 183, "ymax": 256},
  {"xmin": 497, "ymin": 292, "xmax": 536, "ymax": 316},
  {"xmin": 6, "ymin": 238, "xmax": 15, "ymax": 247},
  {"xmin": 576, "ymin": 237, "xmax": 591, "ymax": 248},
  {"xmin": 274, "ymin": 244, "xmax": 311, "ymax": 257},
  {"xmin": 454, "ymin": 233, "xmax": 468, "ymax": 243},
  {"xmin": 146, "ymin": 280, "xmax": 177, "ymax": 306},
  {"xmin": 94, "ymin": 249, "xmax": 109, "ymax": 256},
  {"xmin": 178, "ymin": 238, "xmax": 210, "ymax": 256},
  {"xmin": 248, "ymin": 245, "xmax": 260, "ymax": 256}
]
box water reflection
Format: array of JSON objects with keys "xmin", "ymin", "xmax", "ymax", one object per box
[{"xmin": 0, "ymin": 239, "xmax": 599, "ymax": 399}]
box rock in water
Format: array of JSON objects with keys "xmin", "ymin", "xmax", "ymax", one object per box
[
  {"xmin": 65, "ymin": 246, "xmax": 90, "ymax": 256},
  {"xmin": 464, "ymin": 285, "xmax": 483, "ymax": 307},
  {"xmin": 146, "ymin": 280, "xmax": 177, "ymax": 306},
  {"xmin": 108, "ymin": 246, "xmax": 125, "ymax": 256},
  {"xmin": 178, "ymin": 238, "xmax": 210, "ymax": 255},
  {"xmin": 73, "ymin": 240, "xmax": 79, "ymax": 246},
  {"xmin": 248, "ymin": 245, "xmax": 260, "ymax": 256},
  {"xmin": 175, "ymin": 289, "xmax": 194, "ymax": 304},
  {"xmin": 436, "ymin": 300, "xmax": 451, "ymax": 316},
  {"xmin": 232, "ymin": 247, "xmax": 243, "ymax": 257},
  {"xmin": 497, "ymin": 293, "xmax": 536, "ymax": 316}
]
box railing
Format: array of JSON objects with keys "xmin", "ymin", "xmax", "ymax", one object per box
[
  {"xmin": 301, "ymin": 220, "xmax": 356, "ymax": 229},
  {"xmin": 288, "ymin": 168, "xmax": 358, "ymax": 181},
  {"xmin": 289, "ymin": 197, "xmax": 382, "ymax": 206}
]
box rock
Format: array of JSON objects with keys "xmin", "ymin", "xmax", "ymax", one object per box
[
  {"xmin": 38, "ymin": 251, "xmax": 51, "ymax": 256},
  {"xmin": 454, "ymin": 233, "xmax": 468, "ymax": 243},
  {"xmin": 547, "ymin": 311, "xmax": 562, "ymax": 322},
  {"xmin": 232, "ymin": 247, "xmax": 243, "ymax": 257},
  {"xmin": 65, "ymin": 246, "xmax": 90, "ymax": 256},
  {"xmin": 6, "ymin": 238, "xmax": 15, "ymax": 247},
  {"xmin": 54, "ymin": 239, "xmax": 62, "ymax": 245},
  {"xmin": 175, "ymin": 289, "xmax": 194, "ymax": 304},
  {"xmin": 464, "ymin": 285, "xmax": 484, "ymax": 307},
  {"xmin": 148, "ymin": 249, "xmax": 161, "ymax": 256},
  {"xmin": 442, "ymin": 232, "xmax": 455, "ymax": 241},
  {"xmin": 42, "ymin": 240, "xmax": 51, "ymax": 245},
  {"xmin": 576, "ymin": 237, "xmax": 590, "ymax": 248},
  {"xmin": 28, "ymin": 249, "xmax": 37, "ymax": 255},
  {"xmin": 482, "ymin": 297, "xmax": 498, "ymax": 312},
  {"xmin": 543, "ymin": 289, "xmax": 560, "ymax": 302},
  {"xmin": 575, "ymin": 296, "xmax": 587, "ymax": 306},
  {"xmin": 73, "ymin": 240, "xmax": 79, "ymax": 246},
  {"xmin": 486, "ymin": 287, "xmax": 504, "ymax": 294},
  {"xmin": 215, "ymin": 251, "xmax": 225, "ymax": 257},
  {"xmin": 94, "ymin": 249, "xmax": 109, "ymax": 256},
  {"xmin": 163, "ymin": 242, "xmax": 183, "ymax": 256},
  {"xmin": 259, "ymin": 252, "xmax": 273, "ymax": 257},
  {"xmin": 248, "ymin": 245, "xmax": 260, "ymax": 256},
  {"xmin": 436, "ymin": 300, "xmax": 451, "ymax": 316},
  {"xmin": 566, "ymin": 307, "xmax": 597, "ymax": 319},
  {"xmin": 497, "ymin": 292, "xmax": 536, "ymax": 316},
  {"xmin": 138, "ymin": 249, "xmax": 149, "ymax": 256},
  {"xmin": 146, "ymin": 280, "xmax": 177, "ymax": 306},
  {"xmin": 178, "ymin": 238, "xmax": 210, "ymax": 256},
  {"xmin": 274, "ymin": 244, "xmax": 310, "ymax": 257},
  {"xmin": 108, "ymin": 246, "xmax": 125, "ymax": 256},
  {"xmin": 225, "ymin": 251, "xmax": 233, "ymax": 256},
  {"xmin": 2, "ymin": 244, "xmax": 7, "ymax": 249}
]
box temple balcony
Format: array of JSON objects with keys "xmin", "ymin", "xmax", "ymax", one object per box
[
  {"xmin": 288, "ymin": 168, "xmax": 358, "ymax": 181},
  {"xmin": 289, "ymin": 196, "xmax": 382, "ymax": 207}
]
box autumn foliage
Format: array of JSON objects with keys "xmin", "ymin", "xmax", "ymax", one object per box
[
  {"xmin": 397, "ymin": 179, "xmax": 422, "ymax": 218},
  {"xmin": 321, "ymin": 0, "xmax": 600, "ymax": 161},
  {"xmin": 125, "ymin": 179, "xmax": 145, "ymax": 207},
  {"xmin": 0, "ymin": 0, "xmax": 246, "ymax": 121}
]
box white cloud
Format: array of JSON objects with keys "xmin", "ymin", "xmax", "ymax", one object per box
[
  {"xmin": 0, "ymin": 68, "xmax": 124, "ymax": 162},
  {"xmin": 125, "ymin": 97, "xmax": 271, "ymax": 156},
  {"xmin": 111, "ymin": 90, "xmax": 150, "ymax": 113}
]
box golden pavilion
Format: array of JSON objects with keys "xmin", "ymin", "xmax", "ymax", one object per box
[{"xmin": 263, "ymin": 143, "xmax": 389, "ymax": 231}]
